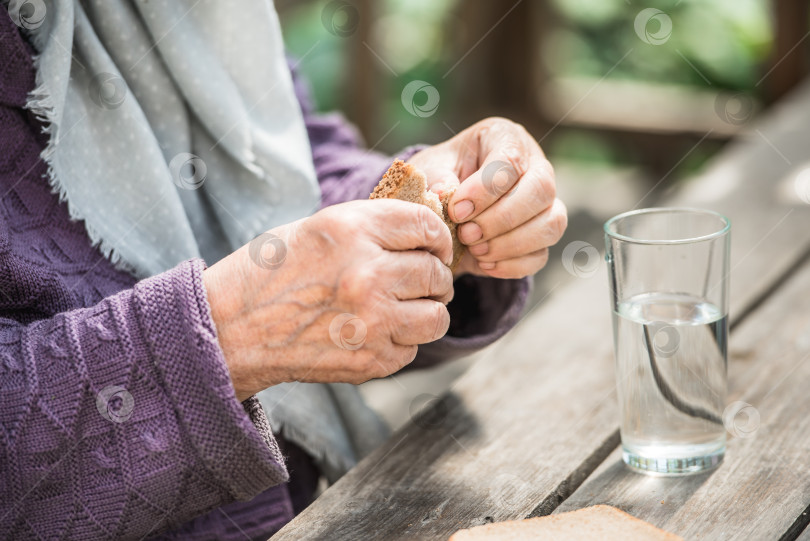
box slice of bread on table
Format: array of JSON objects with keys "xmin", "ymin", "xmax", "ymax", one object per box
[
  {"xmin": 448, "ymin": 505, "xmax": 683, "ymax": 541},
  {"xmin": 370, "ymin": 159, "xmax": 464, "ymax": 271}
]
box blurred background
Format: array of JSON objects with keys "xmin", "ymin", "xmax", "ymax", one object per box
[{"xmin": 275, "ymin": 0, "xmax": 809, "ymax": 429}]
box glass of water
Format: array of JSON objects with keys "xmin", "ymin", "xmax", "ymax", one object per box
[{"xmin": 604, "ymin": 208, "xmax": 730, "ymax": 475}]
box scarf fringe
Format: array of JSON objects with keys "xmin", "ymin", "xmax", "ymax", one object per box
[{"xmin": 25, "ymin": 52, "xmax": 138, "ymax": 278}]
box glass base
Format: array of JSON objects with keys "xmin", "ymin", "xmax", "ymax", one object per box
[{"xmin": 622, "ymin": 445, "xmax": 724, "ymax": 476}]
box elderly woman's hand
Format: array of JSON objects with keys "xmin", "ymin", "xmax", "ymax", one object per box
[
  {"xmin": 203, "ymin": 199, "xmax": 455, "ymax": 400},
  {"xmin": 407, "ymin": 117, "xmax": 567, "ymax": 279}
]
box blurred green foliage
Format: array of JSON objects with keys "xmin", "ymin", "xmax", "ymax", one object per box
[
  {"xmin": 548, "ymin": 0, "xmax": 771, "ymax": 89},
  {"xmin": 280, "ymin": 0, "xmax": 455, "ymax": 115},
  {"xmin": 279, "ymin": 0, "xmax": 774, "ymax": 171}
]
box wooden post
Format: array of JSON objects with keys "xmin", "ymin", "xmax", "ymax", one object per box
[
  {"xmin": 345, "ymin": 0, "xmax": 376, "ymax": 140},
  {"xmin": 451, "ymin": 1, "xmax": 550, "ymax": 135},
  {"xmin": 764, "ymin": 0, "xmax": 809, "ymax": 102}
]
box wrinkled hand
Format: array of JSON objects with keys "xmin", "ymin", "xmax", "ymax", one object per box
[
  {"xmin": 203, "ymin": 200, "xmax": 454, "ymax": 401},
  {"xmin": 408, "ymin": 117, "xmax": 567, "ymax": 279}
]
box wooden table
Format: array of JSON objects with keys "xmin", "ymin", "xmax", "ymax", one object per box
[{"xmin": 273, "ymin": 80, "xmax": 810, "ymax": 540}]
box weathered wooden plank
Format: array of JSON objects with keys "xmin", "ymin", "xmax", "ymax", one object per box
[
  {"xmin": 555, "ymin": 253, "xmax": 810, "ymax": 540},
  {"xmin": 272, "ymin": 80, "xmax": 810, "ymax": 540},
  {"xmin": 274, "ymin": 269, "xmax": 621, "ymax": 540},
  {"xmin": 795, "ymin": 518, "xmax": 810, "ymax": 541}
]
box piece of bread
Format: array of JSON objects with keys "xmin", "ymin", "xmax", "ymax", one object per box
[
  {"xmin": 448, "ymin": 505, "xmax": 683, "ymax": 541},
  {"xmin": 370, "ymin": 159, "xmax": 464, "ymax": 271}
]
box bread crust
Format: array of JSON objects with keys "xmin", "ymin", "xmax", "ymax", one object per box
[
  {"xmin": 448, "ymin": 505, "xmax": 683, "ymax": 540},
  {"xmin": 370, "ymin": 159, "xmax": 464, "ymax": 271}
]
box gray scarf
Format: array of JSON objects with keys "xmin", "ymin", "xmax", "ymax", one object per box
[{"xmin": 18, "ymin": 0, "xmax": 387, "ymax": 482}]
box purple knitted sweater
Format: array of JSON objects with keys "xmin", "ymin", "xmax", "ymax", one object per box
[{"xmin": 0, "ymin": 17, "xmax": 529, "ymax": 540}]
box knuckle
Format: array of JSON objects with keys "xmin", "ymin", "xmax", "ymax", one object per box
[
  {"xmin": 545, "ymin": 159, "xmax": 556, "ymax": 180},
  {"xmin": 424, "ymin": 254, "xmax": 439, "ymax": 295},
  {"xmin": 536, "ymin": 247, "xmax": 550, "ymax": 269},
  {"xmin": 395, "ymin": 346, "xmax": 418, "ymax": 371},
  {"xmin": 344, "ymin": 351, "xmax": 375, "ymax": 383},
  {"xmin": 349, "ymin": 371, "xmax": 371, "ymax": 385},
  {"xmin": 317, "ymin": 204, "xmax": 344, "ymax": 226},
  {"xmin": 482, "ymin": 116, "xmax": 516, "ymax": 131},
  {"xmin": 436, "ymin": 258, "xmax": 453, "ymax": 293},
  {"xmin": 381, "ymin": 346, "xmax": 415, "ymax": 375},
  {"xmin": 409, "ymin": 255, "xmax": 433, "ymax": 299},
  {"xmin": 515, "ymin": 122, "xmax": 533, "ymax": 139},
  {"xmin": 429, "ymin": 302, "xmax": 450, "ymax": 341},
  {"xmin": 340, "ymin": 266, "xmax": 375, "ymax": 302},
  {"xmin": 497, "ymin": 208, "xmax": 517, "ymax": 234},
  {"xmin": 500, "ymin": 143, "xmax": 528, "ymax": 179},
  {"xmin": 319, "ymin": 206, "xmax": 360, "ymax": 239},
  {"xmin": 551, "ymin": 205, "xmax": 568, "ymax": 244},
  {"xmin": 428, "ymin": 255, "xmax": 451, "ymax": 294},
  {"xmin": 532, "ymin": 165, "xmax": 556, "ymax": 205},
  {"xmin": 479, "ymin": 116, "xmax": 508, "ymax": 129},
  {"xmin": 402, "ymin": 345, "xmax": 418, "ymax": 365},
  {"xmin": 370, "ymin": 363, "xmax": 391, "ymax": 381},
  {"xmin": 413, "ymin": 205, "xmax": 443, "ymax": 242}
]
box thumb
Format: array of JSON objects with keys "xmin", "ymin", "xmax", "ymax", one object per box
[{"xmin": 421, "ymin": 166, "xmax": 461, "ymax": 196}]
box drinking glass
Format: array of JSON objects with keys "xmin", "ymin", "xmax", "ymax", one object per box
[{"xmin": 604, "ymin": 208, "xmax": 731, "ymax": 475}]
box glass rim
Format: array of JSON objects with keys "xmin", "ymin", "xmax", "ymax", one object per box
[{"xmin": 604, "ymin": 207, "xmax": 731, "ymax": 245}]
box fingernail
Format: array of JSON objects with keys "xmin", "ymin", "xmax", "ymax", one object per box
[
  {"xmin": 459, "ymin": 222, "xmax": 483, "ymax": 244},
  {"xmin": 479, "ymin": 261, "xmax": 496, "ymax": 270},
  {"xmin": 469, "ymin": 242, "xmax": 489, "ymax": 256},
  {"xmin": 454, "ymin": 200, "xmax": 474, "ymax": 221}
]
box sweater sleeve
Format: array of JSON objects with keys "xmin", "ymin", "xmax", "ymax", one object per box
[
  {"xmin": 290, "ymin": 60, "xmax": 532, "ymax": 365},
  {"xmin": 0, "ymin": 259, "xmax": 288, "ymax": 540}
]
